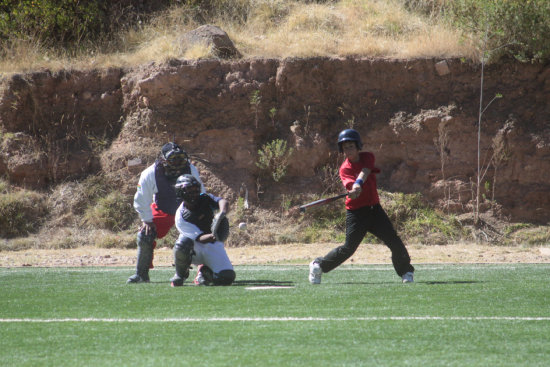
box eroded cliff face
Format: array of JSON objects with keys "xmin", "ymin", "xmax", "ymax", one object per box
[{"xmin": 0, "ymin": 58, "xmax": 548, "ymax": 223}]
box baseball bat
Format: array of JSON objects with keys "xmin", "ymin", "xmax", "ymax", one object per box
[{"xmin": 299, "ymin": 193, "xmax": 348, "ymax": 213}]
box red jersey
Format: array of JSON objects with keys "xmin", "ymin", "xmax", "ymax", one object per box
[{"xmin": 339, "ymin": 151, "xmax": 380, "ymax": 210}]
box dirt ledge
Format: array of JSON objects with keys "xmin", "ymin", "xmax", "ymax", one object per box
[{"xmin": 1, "ymin": 243, "xmax": 549, "ymax": 268}]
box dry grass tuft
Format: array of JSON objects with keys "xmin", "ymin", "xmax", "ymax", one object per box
[
  {"xmin": 227, "ymin": 207, "xmax": 304, "ymax": 247},
  {"xmin": 241, "ymin": 0, "xmax": 473, "ymax": 59},
  {"xmin": 0, "ymin": 0, "xmax": 478, "ymax": 73}
]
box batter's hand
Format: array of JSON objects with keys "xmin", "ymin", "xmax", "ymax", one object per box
[
  {"xmin": 140, "ymin": 221, "xmax": 156, "ymax": 236},
  {"xmin": 348, "ymin": 185, "xmax": 362, "ymax": 200}
]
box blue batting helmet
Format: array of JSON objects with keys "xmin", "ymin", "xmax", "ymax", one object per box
[{"xmin": 337, "ymin": 129, "xmax": 363, "ymax": 152}]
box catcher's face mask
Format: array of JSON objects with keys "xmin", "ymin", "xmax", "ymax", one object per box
[
  {"xmin": 181, "ymin": 185, "xmax": 201, "ymax": 206},
  {"xmin": 175, "ymin": 174, "xmax": 201, "ymax": 205}
]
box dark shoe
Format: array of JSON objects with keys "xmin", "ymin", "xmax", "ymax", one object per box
[{"xmin": 127, "ymin": 274, "xmax": 150, "ymax": 284}]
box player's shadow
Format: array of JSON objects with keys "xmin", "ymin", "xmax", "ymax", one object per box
[
  {"xmin": 233, "ymin": 280, "xmax": 295, "ymax": 287},
  {"xmin": 337, "ymin": 281, "xmax": 398, "ymax": 285},
  {"xmin": 144, "ymin": 279, "xmax": 294, "ymax": 286},
  {"xmin": 423, "ymin": 280, "xmax": 481, "ymax": 285},
  {"xmin": 336, "ymin": 280, "xmax": 481, "ymax": 285}
]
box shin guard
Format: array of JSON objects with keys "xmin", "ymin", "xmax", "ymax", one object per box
[
  {"xmin": 173, "ymin": 237, "xmax": 195, "ymax": 280},
  {"xmin": 135, "ymin": 229, "xmax": 156, "ymax": 281}
]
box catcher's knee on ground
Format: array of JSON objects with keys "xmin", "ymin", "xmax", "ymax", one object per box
[
  {"xmin": 173, "ymin": 237, "xmax": 195, "ymax": 280},
  {"xmin": 213, "ymin": 269, "xmax": 236, "ymax": 286}
]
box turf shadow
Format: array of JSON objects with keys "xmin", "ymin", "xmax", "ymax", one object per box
[
  {"xmin": 232, "ymin": 279, "xmax": 295, "ymax": 287},
  {"xmin": 423, "ymin": 280, "xmax": 481, "ymax": 285},
  {"xmin": 332, "ymin": 280, "xmax": 482, "ymax": 285},
  {"xmin": 139, "ymin": 280, "xmax": 295, "ymax": 286},
  {"xmin": 335, "ymin": 281, "xmax": 396, "ymax": 285}
]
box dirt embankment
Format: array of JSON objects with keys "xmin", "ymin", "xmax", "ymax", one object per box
[{"xmin": 1, "ymin": 58, "xmax": 549, "ymax": 224}]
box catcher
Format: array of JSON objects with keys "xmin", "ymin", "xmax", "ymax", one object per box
[{"xmin": 170, "ymin": 174, "xmax": 235, "ymax": 287}]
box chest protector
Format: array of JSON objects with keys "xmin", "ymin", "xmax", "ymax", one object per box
[
  {"xmin": 181, "ymin": 194, "xmax": 218, "ymax": 233},
  {"xmin": 154, "ymin": 162, "xmax": 191, "ymax": 215}
]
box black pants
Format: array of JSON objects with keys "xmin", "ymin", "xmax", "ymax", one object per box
[{"xmin": 318, "ymin": 204, "xmax": 414, "ymax": 277}]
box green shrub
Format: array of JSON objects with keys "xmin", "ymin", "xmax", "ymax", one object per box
[
  {"xmin": 445, "ymin": 0, "xmax": 550, "ymax": 61},
  {"xmin": 297, "ymin": 196, "xmax": 346, "ymax": 243},
  {"xmin": 381, "ymin": 191, "xmax": 464, "ymax": 244},
  {"xmin": 83, "ymin": 191, "xmax": 136, "ymax": 231},
  {"xmin": 0, "ymin": 0, "xmax": 108, "ymax": 46},
  {"xmin": 0, "ymin": 190, "xmax": 49, "ymax": 238},
  {"xmin": 231, "ymin": 196, "xmax": 247, "ymax": 223},
  {"xmin": 256, "ymin": 139, "xmax": 294, "ymax": 182},
  {"xmin": 504, "ymin": 224, "xmax": 550, "ymax": 246},
  {"xmin": 382, "ymin": 191, "xmax": 425, "ymax": 226},
  {"xmin": 49, "ymin": 174, "xmax": 116, "ymax": 225}
]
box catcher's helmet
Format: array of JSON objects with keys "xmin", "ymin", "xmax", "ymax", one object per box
[
  {"xmin": 175, "ymin": 174, "xmax": 201, "ymax": 203},
  {"xmin": 337, "ymin": 129, "xmax": 363, "ymax": 152},
  {"xmin": 161, "ymin": 142, "xmax": 189, "ymax": 179}
]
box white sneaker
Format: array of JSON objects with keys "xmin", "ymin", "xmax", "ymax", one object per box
[
  {"xmin": 193, "ymin": 265, "xmax": 213, "ymax": 286},
  {"xmin": 402, "ymin": 272, "xmax": 414, "ymax": 283},
  {"xmin": 309, "ymin": 261, "xmax": 322, "ymax": 284}
]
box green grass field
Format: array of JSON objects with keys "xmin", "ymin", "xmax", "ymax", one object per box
[{"xmin": 1, "ymin": 264, "xmax": 549, "ymax": 366}]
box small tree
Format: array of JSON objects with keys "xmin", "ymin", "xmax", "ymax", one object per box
[
  {"xmin": 269, "ymin": 107, "xmax": 277, "ymax": 127},
  {"xmin": 489, "ymin": 121, "xmax": 511, "ymax": 202},
  {"xmin": 250, "ymin": 90, "xmax": 261, "ymax": 129},
  {"xmin": 434, "ymin": 119, "xmax": 451, "ymax": 212},
  {"xmin": 256, "ymin": 139, "xmax": 294, "ymax": 182},
  {"xmin": 474, "ymin": 24, "xmax": 503, "ymax": 226}
]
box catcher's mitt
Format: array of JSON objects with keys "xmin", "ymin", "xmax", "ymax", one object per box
[{"xmin": 211, "ymin": 212, "xmax": 230, "ymax": 242}]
